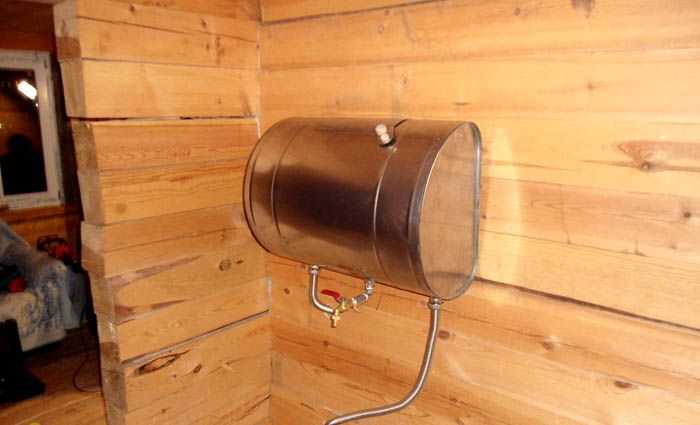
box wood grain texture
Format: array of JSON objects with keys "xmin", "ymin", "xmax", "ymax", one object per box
[
  {"xmin": 262, "ymin": 0, "xmax": 700, "ymax": 68},
  {"xmin": 82, "ymin": 221, "xmax": 252, "ymax": 277},
  {"xmin": 81, "ymin": 204, "xmax": 247, "ymax": 252},
  {"xmin": 271, "ymin": 257, "xmax": 700, "ymax": 403},
  {"xmin": 481, "ymin": 178, "xmax": 700, "ymax": 266},
  {"xmin": 273, "ymin": 349, "xmax": 586, "ymax": 425},
  {"xmin": 108, "ymin": 241, "xmax": 265, "ymax": 324},
  {"xmin": 117, "ymin": 277, "xmax": 269, "ymax": 361},
  {"xmin": 478, "ymin": 231, "xmax": 700, "ymax": 328},
  {"xmin": 56, "ymin": 0, "xmax": 257, "ymax": 40},
  {"xmin": 475, "ymin": 118, "xmax": 700, "ymax": 198},
  {"xmin": 156, "ymin": 313, "xmax": 272, "ymax": 425},
  {"xmin": 261, "ymin": 52, "xmax": 700, "ymax": 128},
  {"xmin": 57, "ymin": 17, "xmax": 257, "ymax": 68},
  {"xmin": 78, "ymin": 159, "xmax": 246, "ymax": 225},
  {"xmin": 122, "ymin": 316, "xmax": 270, "ymax": 411},
  {"xmin": 61, "ymin": 59, "xmax": 257, "ymax": 118},
  {"xmin": 112, "ymin": 0, "xmax": 260, "ymax": 20},
  {"xmin": 72, "ymin": 118, "xmax": 257, "ymax": 171},
  {"xmin": 53, "ymin": 0, "xmax": 270, "ymax": 423},
  {"xmin": 270, "ymin": 260, "xmax": 700, "ymax": 424},
  {"xmin": 261, "ymin": 0, "xmax": 431, "ymax": 22}
]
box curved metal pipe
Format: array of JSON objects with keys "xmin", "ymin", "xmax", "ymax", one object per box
[
  {"xmin": 325, "ymin": 297, "xmax": 443, "ymax": 425},
  {"xmin": 309, "ymin": 265, "xmax": 335, "ymax": 315}
]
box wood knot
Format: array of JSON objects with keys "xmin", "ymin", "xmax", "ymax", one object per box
[
  {"xmin": 613, "ymin": 380, "xmax": 635, "ymax": 390},
  {"xmin": 193, "ymin": 364, "xmax": 202, "ymax": 374},
  {"xmin": 438, "ymin": 330, "xmax": 451, "ymax": 340},
  {"xmin": 514, "ymin": 7, "xmax": 521, "ymax": 15},
  {"xmin": 219, "ymin": 259, "xmax": 232, "ymax": 271},
  {"xmin": 684, "ymin": 211, "xmax": 692, "ymax": 218},
  {"xmin": 541, "ymin": 337, "xmax": 559, "ymax": 351},
  {"xmin": 129, "ymin": 4, "xmax": 136, "ymax": 13},
  {"xmin": 640, "ymin": 161, "xmax": 654, "ymax": 172},
  {"xmin": 134, "ymin": 352, "xmax": 187, "ymax": 376},
  {"xmin": 283, "ymin": 288, "xmax": 291, "ymax": 294},
  {"xmin": 323, "ymin": 340, "xmax": 330, "ymax": 347}
]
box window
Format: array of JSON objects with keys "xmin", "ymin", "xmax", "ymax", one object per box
[{"xmin": 0, "ymin": 49, "xmax": 62, "ymax": 209}]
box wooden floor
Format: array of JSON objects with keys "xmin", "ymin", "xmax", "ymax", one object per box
[{"xmin": 0, "ymin": 326, "xmax": 107, "ymax": 425}]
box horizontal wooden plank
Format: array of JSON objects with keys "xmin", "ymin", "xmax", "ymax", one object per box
[
  {"xmin": 262, "ymin": 0, "xmax": 700, "ymax": 69},
  {"xmin": 117, "ymin": 277, "xmax": 269, "ymax": 361},
  {"xmin": 81, "ymin": 204, "xmax": 247, "ymax": 252},
  {"xmin": 72, "ymin": 118, "xmax": 257, "ymax": 171},
  {"xmin": 82, "ymin": 219, "xmax": 251, "ymax": 279},
  {"xmin": 62, "ymin": 59, "xmax": 257, "ymax": 118},
  {"xmin": 261, "ymin": 51, "xmax": 700, "ymax": 128},
  {"xmin": 261, "ymin": 0, "xmax": 430, "ymax": 22},
  {"xmin": 112, "ymin": 0, "xmax": 260, "ymax": 20},
  {"xmin": 271, "ymin": 257, "xmax": 700, "ymax": 402},
  {"xmin": 477, "ymin": 118, "xmax": 700, "ymax": 198},
  {"xmin": 479, "ymin": 231, "xmax": 700, "ymax": 328},
  {"xmin": 110, "ymin": 241, "xmax": 266, "ymax": 323},
  {"xmin": 56, "ymin": 0, "xmax": 257, "ymax": 40},
  {"xmin": 273, "ymin": 313, "xmax": 700, "ymax": 425},
  {"xmin": 126, "ymin": 369, "xmax": 269, "ymax": 424},
  {"xmin": 482, "ymin": 178, "xmax": 700, "ymax": 266},
  {"xmin": 122, "ymin": 315, "xmax": 269, "ymax": 411},
  {"xmin": 273, "ymin": 352, "xmax": 585, "ymax": 425},
  {"xmin": 57, "ymin": 17, "xmax": 257, "ymax": 67},
  {"xmin": 188, "ymin": 386, "xmax": 270, "ymax": 425},
  {"xmin": 78, "ymin": 159, "xmax": 246, "ymax": 225},
  {"xmin": 271, "ymin": 386, "xmax": 330, "ymax": 425}
]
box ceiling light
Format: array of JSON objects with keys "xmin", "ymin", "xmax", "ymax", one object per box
[{"xmin": 17, "ymin": 80, "xmax": 37, "ymax": 101}]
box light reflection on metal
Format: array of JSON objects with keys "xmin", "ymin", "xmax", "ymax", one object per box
[{"xmin": 243, "ymin": 117, "xmax": 481, "ymax": 425}]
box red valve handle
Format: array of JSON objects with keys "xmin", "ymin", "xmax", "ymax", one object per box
[{"xmin": 320, "ymin": 289, "xmax": 343, "ymax": 302}]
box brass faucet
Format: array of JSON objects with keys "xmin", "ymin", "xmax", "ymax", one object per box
[{"xmin": 329, "ymin": 297, "xmax": 357, "ymax": 328}]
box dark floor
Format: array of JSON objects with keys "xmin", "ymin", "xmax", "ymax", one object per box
[{"xmin": 0, "ymin": 326, "xmax": 106, "ymax": 425}]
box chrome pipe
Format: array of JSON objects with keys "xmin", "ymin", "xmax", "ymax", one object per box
[
  {"xmin": 350, "ymin": 279, "xmax": 375, "ymax": 308},
  {"xmin": 325, "ymin": 297, "xmax": 443, "ymax": 425},
  {"xmin": 309, "ymin": 265, "xmax": 335, "ymax": 315}
]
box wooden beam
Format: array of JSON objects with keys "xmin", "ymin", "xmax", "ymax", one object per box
[
  {"xmin": 261, "ymin": 0, "xmax": 431, "ymax": 22},
  {"xmin": 72, "ymin": 119, "xmax": 257, "ymax": 171},
  {"xmin": 77, "ymin": 159, "xmax": 247, "ymax": 225},
  {"xmin": 262, "ymin": 0, "xmax": 700, "ymax": 68},
  {"xmin": 111, "ymin": 0, "xmax": 260, "ymax": 20},
  {"xmin": 81, "ymin": 204, "xmax": 247, "ymax": 252},
  {"xmin": 261, "ymin": 52, "xmax": 700, "ymax": 128},
  {"xmin": 117, "ymin": 277, "xmax": 269, "ymax": 361},
  {"xmin": 56, "ymin": 0, "xmax": 257, "ymax": 39},
  {"xmin": 481, "ymin": 178, "xmax": 700, "ymax": 266},
  {"xmin": 122, "ymin": 316, "xmax": 270, "ymax": 411},
  {"xmin": 61, "ymin": 60, "xmax": 257, "ymax": 118},
  {"xmin": 56, "ymin": 17, "xmax": 257, "ymax": 68}
]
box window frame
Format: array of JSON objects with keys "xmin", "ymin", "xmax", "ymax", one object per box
[{"xmin": 0, "ymin": 49, "xmax": 63, "ymax": 209}]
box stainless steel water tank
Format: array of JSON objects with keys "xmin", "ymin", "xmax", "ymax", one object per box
[{"xmin": 243, "ymin": 117, "xmax": 481, "ymax": 300}]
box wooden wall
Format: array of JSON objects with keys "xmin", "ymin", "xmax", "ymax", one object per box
[
  {"xmin": 54, "ymin": 0, "xmax": 270, "ymax": 424},
  {"xmin": 260, "ymin": 1, "xmax": 700, "ymax": 424}
]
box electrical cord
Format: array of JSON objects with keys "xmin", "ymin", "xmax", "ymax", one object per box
[{"xmin": 71, "ymin": 307, "xmax": 100, "ymax": 393}]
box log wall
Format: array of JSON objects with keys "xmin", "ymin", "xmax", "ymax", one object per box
[
  {"xmin": 260, "ymin": 1, "xmax": 700, "ymax": 424},
  {"xmin": 54, "ymin": 1, "xmax": 270, "ymax": 424}
]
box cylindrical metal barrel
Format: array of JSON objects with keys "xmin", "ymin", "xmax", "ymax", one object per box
[{"xmin": 243, "ymin": 117, "xmax": 481, "ymax": 300}]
